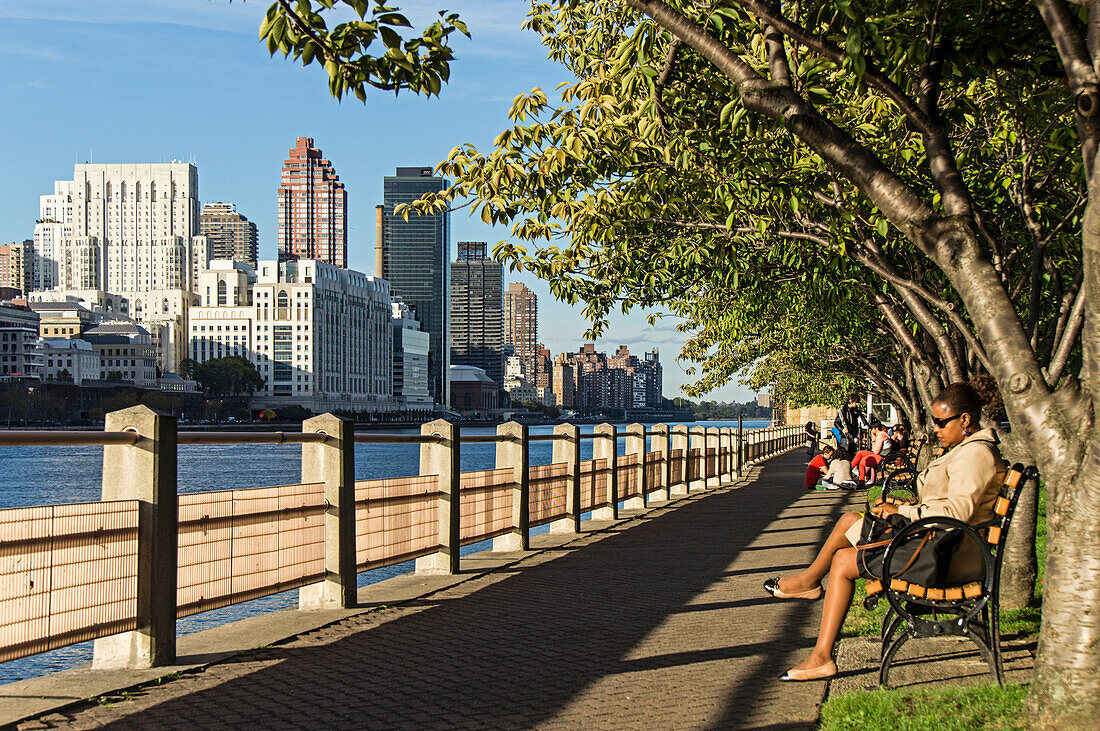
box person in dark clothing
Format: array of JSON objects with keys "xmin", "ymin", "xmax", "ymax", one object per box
[
  {"xmin": 804, "ymin": 421, "xmax": 820, "ymax": 457},
  {"xmin": 833, "ymin": 394, "xmax": 866, "ymax": 454}
]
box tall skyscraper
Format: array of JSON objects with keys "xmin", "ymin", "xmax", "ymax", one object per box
[
  {"xmin": 31, "ymin": 163, "xmax": 208, "ymax": 293},
  {"xmin": 378, "ymin": 167, "xmax": 450, "ymax": 405},
  {"xmin": 28, "ymin": 163, "xmax": 210, "ymax": 373},
  {"xmin": 504, "ymin": 282, "xmax": 538, "ymax": 382},
  {"xmin": 200, "ymin": 203, "xmax": 259, "ymax": 267},
  {"xmin": 277, "ymin": 137, "xmax": 347, "ymax": 267},
  {"xmin": 450, "ymin": 242, "xmax": 503, "ymax": 384}
]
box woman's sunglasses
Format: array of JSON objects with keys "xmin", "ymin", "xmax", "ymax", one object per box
[{"xmin": 931, "ymin": 413, "xmax": 963, "ymax": 429}]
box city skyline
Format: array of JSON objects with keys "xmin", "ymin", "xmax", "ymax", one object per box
[{"xmin": 0, "ymin": 1, "xmax": 753, "ymax": 401}]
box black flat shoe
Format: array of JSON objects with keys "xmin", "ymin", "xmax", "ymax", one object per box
[{"xmin": 763, "ymin": 578, "xmax": 823, "ymax": 600}]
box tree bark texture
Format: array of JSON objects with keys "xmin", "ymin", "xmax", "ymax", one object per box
[
  {"xmin": 1028, "ymin": 167, "xmax": 1100, "ymax": 727},
  {"xmin": 1001, "ymin": 479, "xmax": 1039, "ymax": 610},
  {"xmin": 996, "ymin": 426, "xmax": 1040, "ymax": 610}
]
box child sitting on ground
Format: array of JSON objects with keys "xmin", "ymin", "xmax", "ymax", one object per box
[
  {"xmin": 820, "ymin": 447, "xmax": 857, "ymax": 490},
  {"xmin": 804, "ymin": 444, "xmax": 835, "ymax": 490}
]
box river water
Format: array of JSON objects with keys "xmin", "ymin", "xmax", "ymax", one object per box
[{"xmin": 0, "ymin": 419, "xmax": 766, "ymax": 684}]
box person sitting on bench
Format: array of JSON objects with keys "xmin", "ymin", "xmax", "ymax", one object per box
[
  {"xmin": 850, "ymin": 423, "xmax": 897, "ymax": 484},
  {"xmin": 762, "ymin": 382, "xmax": 1006, "ymax": 682}
]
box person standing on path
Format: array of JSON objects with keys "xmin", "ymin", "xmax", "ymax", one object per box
[
  {"xmin": 804, "ymin": 421, "xmax": 820, "ymax": 458},
  {"xmin": 833, "ymin": 394, "xmax": 866, "ymax": 454}
]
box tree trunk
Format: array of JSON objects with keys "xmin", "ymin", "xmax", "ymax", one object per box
[
  {"xmin": 1000, "ymin": 479, "xmax": 1038, "ymax": 609},
  {"xmin": 1027, "ymin": 446, "xmax": 1100, "ymax": 727},
  {"xmin": 1027, "ymin": 157, "xmax": 1100, "ymax": 726},
  {"xmin": 991, "ymin": 425, "xmax": 1039, "ymax": 609}
]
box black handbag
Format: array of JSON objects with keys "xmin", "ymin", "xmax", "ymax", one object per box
[{"xmin": 855, "ymin": 510, "xmax": 962, "ymax": 587}]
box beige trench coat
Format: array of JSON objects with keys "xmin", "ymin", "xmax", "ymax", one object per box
[{"xmin": 848, "ymin": 428, "xmax": 1007, "ymax": 582}]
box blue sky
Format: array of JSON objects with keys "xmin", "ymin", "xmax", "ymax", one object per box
[{"xmin": 0, "ymin": 0, "xmax": 755, "ymax": 402}]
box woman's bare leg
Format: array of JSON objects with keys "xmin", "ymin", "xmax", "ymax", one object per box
[
  {"xmin": 778, "ymin": 512, "xmax": 860, "ymax": 594},
  {"xmin": 788, "ymin": 547, "xmax": 860, "ymax": 673}
]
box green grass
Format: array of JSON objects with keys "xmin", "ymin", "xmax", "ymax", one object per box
[{"xmin": 819, "ymin": 684, "xmax": 1028, "ymax": 730}]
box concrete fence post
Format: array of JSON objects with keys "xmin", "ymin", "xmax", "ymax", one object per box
[
  {"xmin": 706, "ymin": 427, "xmax": 721, "ymax": 487},
  {"xmin": 299, "ymin": 413, "xmax": 356, "ymax": 610},
  {"xmin": 593, "ymin": 423, "xmax": 618, "ymax": 520},
  {"xmin": 494, "ymin": 421, "xmax": 529, "ymax": 552},
  {"xmin": 625, "ymin": 423, "xmax": 646, "ymax": 510},
  {"xmin": 551, "ymin": 423, "xmax": 580, "ymax": 534},
  {"xmin": 416, "ymin": 419, "xmax": 460, "ymax": 575},
  {"xmin": 94, "ymin": 405, "xmax": 177, "ymax": 670},
  {"xmin": 689, "ymin": 426, "xmax": 707, "ymax": 491},
  {"xmin": 651, "ymin": 423, "xmax": 670, "ymax": 502},
  {"xmin": 670, "ymin": 424, "xmax": 689, "ymax": 496}
]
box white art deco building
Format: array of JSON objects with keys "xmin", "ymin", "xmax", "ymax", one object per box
[
  {"xmin": 188, "ymin": 259, "xmax": 394, "ymax": 412},
  {"xmin": 30, "ymin": 163, "xmax": 211, "ymax": 372}
]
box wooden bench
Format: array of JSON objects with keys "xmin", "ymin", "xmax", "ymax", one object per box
[{"xmin": 862, "ymin": 462, "xmax": 1039, "ymax": 686}]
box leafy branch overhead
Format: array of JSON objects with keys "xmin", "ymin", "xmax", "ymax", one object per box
[
  {"xmin": 400, "ymin": 1, "xmax": 1081, "ymax": 420},
  {"xmin": 261, "ymin": 0, "xmax": 468, "ymax": 100}
]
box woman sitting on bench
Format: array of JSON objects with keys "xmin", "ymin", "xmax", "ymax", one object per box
[
  {"xmin": 762, "ymin": 382, "xmax": 1006, "ymax": 682},
  {"xmin": 850, "ymin": 422, "xmax": 895, "ymax": 485}
]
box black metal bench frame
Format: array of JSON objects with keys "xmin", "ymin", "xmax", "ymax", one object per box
[
  {"xmin": 870, "ymin": 435, "xmax": 927, "ymax": 493},
  {"xmin": 864, "ymin": 463, "xmax": 1038, "ymax": 686}
]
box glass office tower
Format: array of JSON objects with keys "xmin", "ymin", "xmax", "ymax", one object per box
[
  {"xmin": 450, "ymin": 242, "xmax": 503, "ymax": 385},
  {"xmin": 380, "ymin": 167, "xmax": 450, "ymax": 406}
]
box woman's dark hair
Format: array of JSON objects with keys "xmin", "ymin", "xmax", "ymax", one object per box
[
  {"xmin": 848, "ymin": 392, "xmax": 862, "ymax": 404},
  {"xmin": 832, "ymin": 446, "xmax": 849, "ymax": 461},
  {"xmin": 969, "ymin": 373, "xmax": 1006, "ymax": 422},
  {"xmin": 933, "ymin": 382, "xmax": 986, "ymax": 424}
]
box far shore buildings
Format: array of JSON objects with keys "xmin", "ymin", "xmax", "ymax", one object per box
[
  {"xmin": 450, "ymin": 242, "xmax": 503, "ymax": 385},
  {"xmin": 504, "ymin": 283, "xmax": 538, "ymax": 383},
  {"xmin": 450, "ymin": 364, "xmax": 498, "ymax": 413},
  {"xmin": 0, "ymin": 241, "xmax": 32, "ymax": 296},
  {"xmin": 27, "ymin": 162, "xmax": 212, "ymax": 374},
  {"xmin": 277, "ymin": 137, "xmax": 347, "ymax": 268},
  {"xmin": 551, "ymin": 344, "xmax": 663, "ymax": 412},
  {"xmin": 392, "ymin": 297, "xmax": 431, "ymax": 408},
  {"xmin": 37, "ymin": 338, "xmax": 100, "ymax": 385},
  {"xmin": 188, "ymin": 259, "xmax": 393, "ymax": 412},
  {"xmin": 200, "ymin": 203, "xmax": 259, "ymax": 268},
  {"xmin": 0, "ymin": 302, "xmax": 43, "ymax": 379},
  {"xmin": 83, "ymin": 321, "xmax": 157, "ymax": 387},
  {"xmin": 378, "ymin": 167, "xmax": 450, "ymax": 405}
]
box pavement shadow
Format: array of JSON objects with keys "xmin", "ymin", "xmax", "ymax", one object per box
[{"xmin": 89, "ymin": 454, "xmax": 851, "ymax": 729}]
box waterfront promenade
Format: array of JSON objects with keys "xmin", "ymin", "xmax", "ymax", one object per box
[{"xmin": 12, "ymin": 451, "xmax": 845, "ymax": 729}]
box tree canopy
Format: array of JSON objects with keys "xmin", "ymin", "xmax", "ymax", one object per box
[
  {"xmin": 179, "ymin": 357, "xmax": 266, "ymax": 396},
  {"xmin": 266, "ymin": 1, "xmax": 1100, "ymax": 723}
]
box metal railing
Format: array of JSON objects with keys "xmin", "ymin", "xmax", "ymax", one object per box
[{"xmin": 0, "ymin": 409, "xmax": 801, "ymax": 671}]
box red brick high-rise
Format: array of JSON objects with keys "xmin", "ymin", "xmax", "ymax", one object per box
[
  {"xmin": 504, "ymin": 282, "xmax": 538, "ymax": 382},
  {"xmin": 277, "ymin": 137, "xmax": 347, "ymax": 267}
]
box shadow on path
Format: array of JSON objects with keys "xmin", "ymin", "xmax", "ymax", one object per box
[{"xmin": 58, "ymin": 454, "xmax": 851, "ymax": 730}]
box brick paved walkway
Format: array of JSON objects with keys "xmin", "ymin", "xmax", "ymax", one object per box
[{"xmin": 21, "ymin": 453, "xmax": 851, "ymax": 730}]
